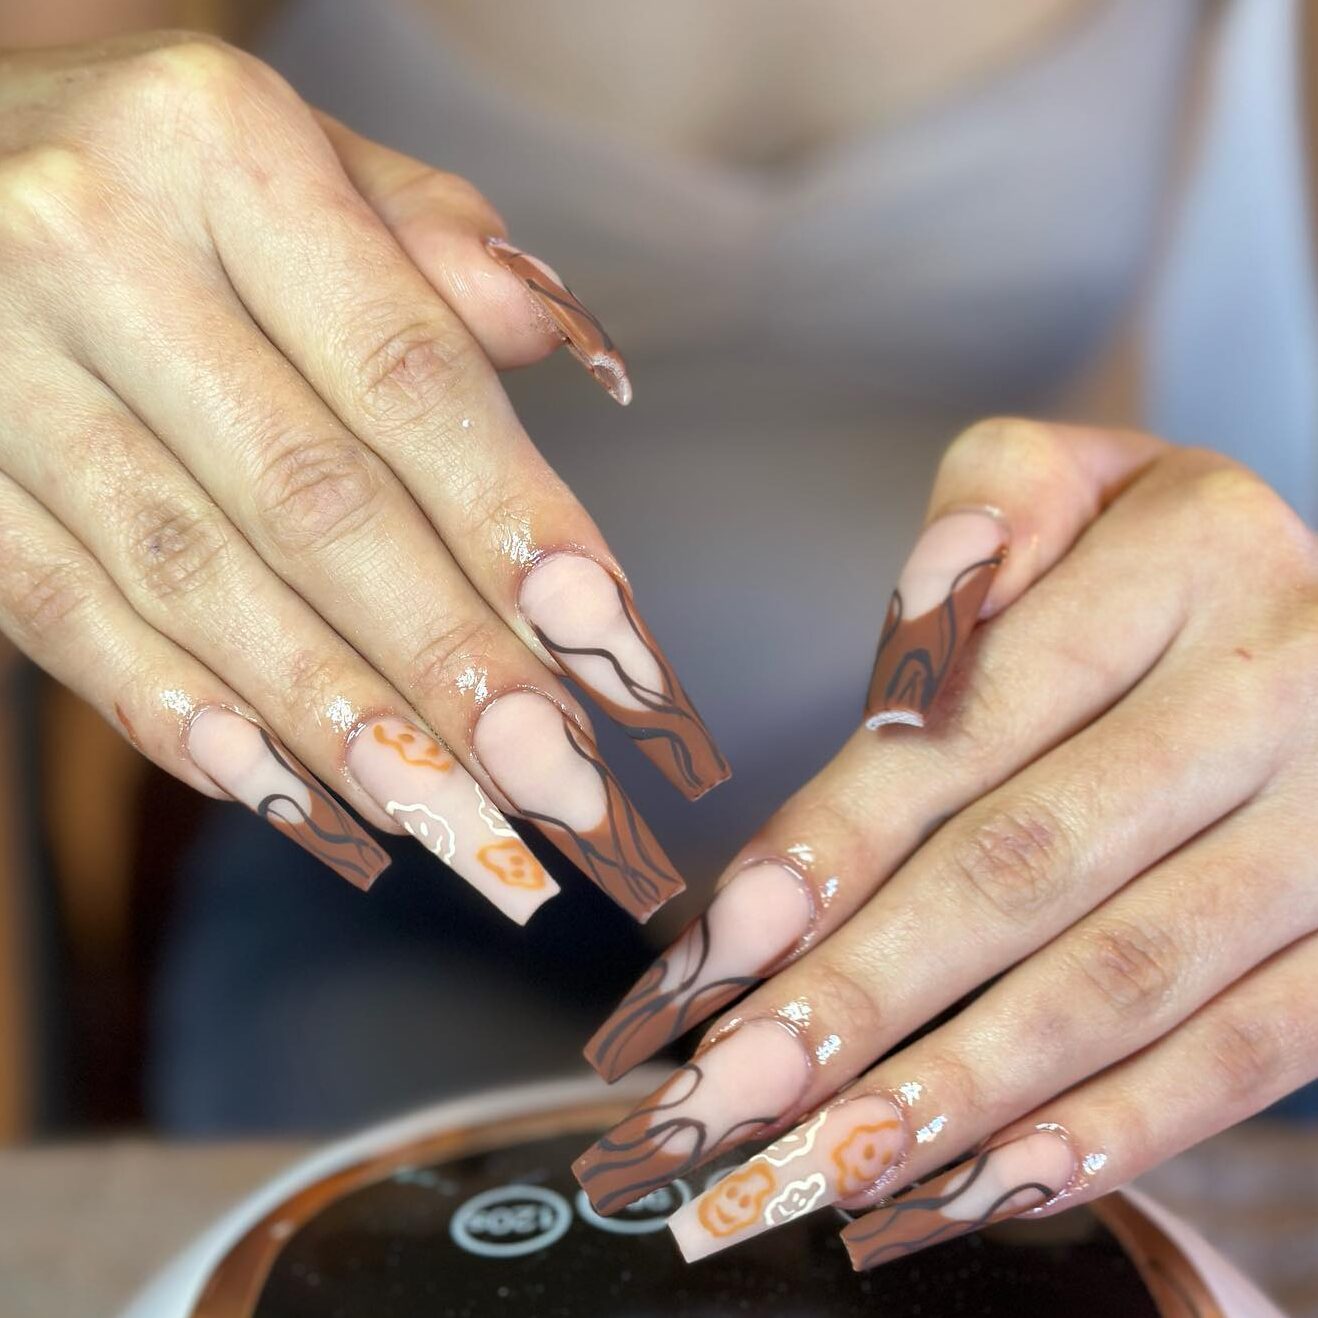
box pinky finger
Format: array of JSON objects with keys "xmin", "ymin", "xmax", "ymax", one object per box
[
  {"xmin": 841, "ymin": 930, "xmax": 1318, "ymax": 1270},
  {"xmin": 0, "ymin": 475, "xmax": 389, "ymax": 889}
]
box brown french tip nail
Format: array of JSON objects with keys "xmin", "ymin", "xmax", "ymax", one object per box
[
  {"xmin": 520, "ymin": 553, "xmax": 730, "ymax": 801},
  {"xmin": 486, "ymin": 236, "xmax": 633, "ymax": 405},
  {"xmin": 186, "ymin": 707, "xmax": 389, "ymax": 890},
  {"xmin": 573, "ymin": 1019, "xmax": 811, "ymax": 1216},
  {"xmin": 864, "ymin": 509, "xmax": 1008, "ymax": 730},
  {"xmin": 584, "ymin": 862, "xmax": 809, "ymax": 1081},
  {"xmin": 840, "ymin": 1128, "xmax": 1077, "ymax": 1271},
  {"xmin": 472, "ymin": 689, "xmax": 684, "ymax": 922}
]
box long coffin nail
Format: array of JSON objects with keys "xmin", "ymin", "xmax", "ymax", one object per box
[
  {"xmin": 521, "ymin": 553, "xmax": 729, "ymax": 800},
  {"xmin": 670, "ymin": 1093, "xmax": 909, "ymax": 1261},
  {"xmin": 573, "ymin": 1018, "xmax": 810, "ymax": 1215},
  {"xmin": 348, "ymin": 715, "xmax": 559, "ymax": 925},
  {"xmin": 486, "ymin": 237, "xmax": 632, "ymax": 405},
  {"xmin": 865, "ymin": 509, "xmax": 1007, "ymax": 730},
  {"xmin": 187, "ymin": 707, "xmax": 389, "ymax": 890},
  {"xmin": 841, "ymin": 1127, "xmax": 1077, "ymax": 1271},
  {"xmin": 472, "ymin": 690, "xmax": 684, "ymax": 922},
  {"xmin": 584, "ymin": 862, "xmax": 810, "ymax": 1081}
]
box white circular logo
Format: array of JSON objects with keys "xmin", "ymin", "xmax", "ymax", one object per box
[
  {"xmin": 574, "ymin": 1179, "xmax": 691, "ymax": 1235},
  {"xmin": 449, "ymin": 1184, "xmax": 572, "ymax": 1258}
]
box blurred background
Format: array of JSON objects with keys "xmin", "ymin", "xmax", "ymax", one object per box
[{"xmin": 0, "ymin": 0, "xmax": 1315, "ymax": 1314}]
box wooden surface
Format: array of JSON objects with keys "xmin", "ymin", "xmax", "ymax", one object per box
[{"xmin": 0, "ymin": 1124, "xmax": 1313, "ymax": 1318}]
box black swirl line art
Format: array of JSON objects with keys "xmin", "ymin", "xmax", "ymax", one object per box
[
  {"xmin": 843, "ymin": 1149, "xmax": 1059, "ymax": 1269},
  {"xmin": 867, "ymin": 553, "xmax": 1004, "ymax": 727},
  {"xmin": 587, "ymin": 912, "xmax": 759, "ymax": 1080},
  {"xmin": 531, "ymin": 577, "xmax": 729, "ymax": 799},
  {"xmin": 255, "ymin": 728, "xmax": 388, "ymax": 889},
  {"xmin": 574, "ymin": 1062, "xmax": 782, "ymax": 1217},
  {"xmin": 509, "ymin": 716, "xmax": 683, "ymax": 921}
]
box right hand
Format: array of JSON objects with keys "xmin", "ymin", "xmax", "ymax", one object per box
[{"xmin": 0, "ymin": 32, "xmax": 727, "ymax": 925}]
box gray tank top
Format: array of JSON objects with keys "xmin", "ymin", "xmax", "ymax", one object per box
[{"xmin": 259, "ymin": 0, "xmax": 1314, "ymax": 884}]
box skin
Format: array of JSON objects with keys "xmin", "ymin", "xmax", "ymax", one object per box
[
  {"xmin": 602, "ymin": 420, "xmax": 1318, "ymax": 1259},
  {"xmin": 0, "ymin": 32, "xmax": 663, "ymax": 860},
  {"xmin": 1, "ymin": 2, "xmax": 1316, "ymax": 1254}
]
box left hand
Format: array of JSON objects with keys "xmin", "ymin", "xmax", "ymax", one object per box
[{"xmin": 570, "ymin": 418, "xmax": 1318, "ymax": 1266}]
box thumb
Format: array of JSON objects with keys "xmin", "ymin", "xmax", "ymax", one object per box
[
  {"xmin": 865, "ymin": 417, "xmax": 1165, "ymax": 730},
  {"xmin": 315, "ymin": 111, "xmax": 630, "ymax": 403}
]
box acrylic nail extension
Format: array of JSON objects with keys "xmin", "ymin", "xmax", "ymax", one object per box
[
  {"xmin": 186, "ymin": 707, "xmax": 389, "ymax": 890},
  {"xmin": 348, "ymin": 716, "xmax": 558, "ymax": 924},
  {"xmin": 472, "ymin": 690, "xmax": 684, "ymax": 921},
  {"xmin": 573, "ymin": 1019, "xmax": 811, "ymax": 1216},
  {"xmin": 841, "ymin": 1127, "xmax": 1077, "ymax": 1271},
  {"xmin": 669, "ymin": 1093, "xmax": 909, "ymax": 1261},
  {"xmin": 486, "ymin": 237, "xmax": 632, "ymax": 405},
  {"xmin": 520, "ymin": 553, "xmax": 729, "ymax": 801},
  {"xmin": 865, "ymin": 509, "xmax": 1008, "ymax": 730},
  {"xmin": 585, "ymin": 862, "xmax": 810, "ymax": 1081}
]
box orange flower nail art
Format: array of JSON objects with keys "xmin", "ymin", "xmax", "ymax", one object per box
[
  {"xmin": 478, "ymin": 838, "xmax": 549, "ymax": 889},
  {"xmin": 697, "ymin": 1165, "xmax": 776, "ymax": 1238},
  {"xmin": 373, "ymin": 721, "xmax": 454, "ymax": 772},
  {"xmin": 832, "ymin": 1120, "xmax": 902, "ymax": 1198},
  {"xmin": 670, "ymin": 1094, "xmax": 910, "ymax": 1262}
]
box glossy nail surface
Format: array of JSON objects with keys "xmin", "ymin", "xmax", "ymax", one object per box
[
  {"xmin": 521, "ymin": 553, "xmax": 729, "ymax": 800},
  {"xmin": 585, "ymin": 862, "xmax": 809, "ymax": 1080},
  {"xmin": 841, "ymin": 1128, "xmax": 1077, "ymax": 1270},
  {"xmin": 670, "ymin": 1093, "xmax": 908, "ymax": 1260},
  {"xmin": 349, "ymin": 715, "xmax": 558, "ymax": 924},
  {"xmin": 187, "ymin": 707, "xmax": 388, "ymax": 890},
  {"xmin": 865, "ymin": 509, "xmax": 1007, "ymax": 729},
  {"xmin": 486, "ymin": 237, "xmax": 632, "ymax": 405},
  {"xmin": 473, "ymin": 690, "xmax": 683, "ymax": 921},
  {"xmin": 573, "ymin": 1019, "xmax": 810, "ymax": 1216}
]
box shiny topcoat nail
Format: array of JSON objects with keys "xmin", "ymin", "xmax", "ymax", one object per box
[
  {"xmin": 473, "ymin": 689, "xmax": 684, "ymax": 922},
  {"xmin": 187, "ymin": 706, "xmax": 389, "ymax": 890},
  {"xmin": 841, "ymin": 1127, "xmax": 1077, "ymax": 1270},
  {"xmin": 520, "ymin": 553, "xmax": 730, "ymax": 801},
  {"xmin": 865, "ymin": 509, "xmax": 1007, "ymax": 730},
  {"xmin": 573, "ymin": 1019, "xmax": 811, "ymax": 1216},
  {"xmin": 486, "ymin": 237, "xmax": 633, "ymax": 405},
  {"xmin": 584, "ymin": 861, "xmax": 810, "ymax": 1081}
]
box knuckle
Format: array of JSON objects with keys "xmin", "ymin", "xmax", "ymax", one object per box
[
  {"xmin": 945, "ymin": 797, "xmax": 1069, "ymax": 922},
  {"xmin": 252, "ymin": 436, "xmax": 383, "ymax": 554},
  {"xmin": 136, "ymin": 36, "xmax": 265, "ymax": 108},
  {"xmin": 794, "ymin": 952, "xmax": 885, "ymax": 1043},
  {"xmin": 1186, "ymin": 464, "xmax": 1311, "ymax": 550},
  {"xmin": 945, "ymin": 416, "xmax": 1058, "ymax": 472},
  {"xmin": 5, "ymin": 556, "xmax": 96, "ymax": 641},
  {"xmin": 0, "ymin": 146, "xmax": 102, "ymax": 247},
  {"xmin": 408, "ymin": 615, "xmax": 501, "ymax": 698},
  {"xmin": 280, "ymin": 648, "xmax": 348, "ymax": 722},
  {"xmin": 1070, "ymin": 917, "xmax": 1176, "ymax": 1022},
  {"xmin": 352, "ymin": 321, "xmax": 472, "ymax": 432},
  {"xmin": 1200, "ymin": 1011, "xmax": 1291, "ymax": 1109},
  {"xmin": 128, "ymin": 501, "xmax": 231, "ymax": 602}
]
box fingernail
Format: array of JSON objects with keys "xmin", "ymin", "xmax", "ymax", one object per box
[
  {"xmin": 187, "ymin": 707, "xmax": 389, "ymax": 890},
  {"xmin": 584, "ymin": 862, "xmax": 810, "ymax": 1081},
  {"xmin": 520, "ymin": 553, "xmax": 729, "ymax": 801},
  {"xmin": 486, "ymin": 236, "xmax": 632, "ymax": 405},
  {"xmin": 472, "ymin": 689, "xmax": 683, "ymax": 921},
  {"xmin": 841, "ymin": 1127, "xmax": 1077, "ymax": 1271},
  {"xmin": 347, "ymin": 715, "xmax": 558, "ymax": 924},
  {"xmin": 865, "ymin": 509, "xmax": 1007, "ymax": 730},
  {"xmin": 670, "ymin": 1093, "xmax": 909, "ymax": 1261},
  {"xmin": 573, "ymin": 1018, "xmax": 811, "ymax": 1216}
]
